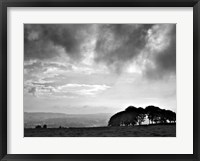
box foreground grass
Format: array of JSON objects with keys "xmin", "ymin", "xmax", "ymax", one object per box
[{"xmin": 24, "ymin": 124, "xmax": 176, "ymax": 137}]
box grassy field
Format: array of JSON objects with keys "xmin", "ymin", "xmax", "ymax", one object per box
[{"xmin": 24, "ymin": 124, "xmax": 176, "ymax": 137}]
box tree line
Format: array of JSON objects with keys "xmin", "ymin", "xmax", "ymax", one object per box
[{"xmin": 108, "ymin": 105, "xmax": 176, "ymax": 126}]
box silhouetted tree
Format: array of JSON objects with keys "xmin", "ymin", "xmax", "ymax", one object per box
[
  {"xmin": 108, "ymin": 111, "xmax": 123, "ymax": 126},
  {"xmin": 145, "ymin": 106, "xmax": 162, "ymax": 124},
  {"xmin": 35, "ymin": 125, "xmax": 42, "ymax": 129},
  {"xmin": 108, "ymin": 107, "xmax": 138, "ymax": 126},
  {"xmin": 125, "ymin": 106, "xmax": 138, "ymax": 112},
  {"xmin": 108, "ymin": 105, "xmax": 176, "ymax": 127},
  {"xmin": 145, "ymin": 106, "xmax": 156, "ymax": 124},
  {"xmin": 153, "ymin": 108, "xmax": 162, "ymax": 124},
  {"xmin": 136, "ymin": 107, "xmax": 146, "ymax": 125},
  {"xmin": 43, "ymin": 124, "xmax": 47, "ymax": 129},
  {"xmin": 159, "ymin": 109, "xmax": 168, "ymax": 123},
  {"xmin": 165, "ymin": 110, "xmax": 176, "ymax": 123},
  {"xmin": 171, "ymin": 111, "xmax": 176, "ymax": 123}
]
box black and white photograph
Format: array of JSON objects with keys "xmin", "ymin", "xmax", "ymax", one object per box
[{"xmin": 24, "ymin": 24, "xmax": 176, "ymax": 137}]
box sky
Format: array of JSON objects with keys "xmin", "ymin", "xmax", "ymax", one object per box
[{"xmin": 24, "ymin": 24, "xmax": 176, "ymax": 114}]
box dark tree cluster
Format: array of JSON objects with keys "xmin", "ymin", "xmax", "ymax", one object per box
[
  {"xmin": 145, "ymin": 106, "xmax": 176, "ymax": 124},
  {"xmin": 108, "ymin": 105, "xmax": 176, "ymax": 126},
  {"xmin": 35, "ymin": 124, "xmax": 47, "ymax": 129}
]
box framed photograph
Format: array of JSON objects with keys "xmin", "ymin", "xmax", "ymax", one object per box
[{"xmin": 0, "ymin": 0, "xmax": 199, "ymax": 160}]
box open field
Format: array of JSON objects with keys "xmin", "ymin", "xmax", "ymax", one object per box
[{"xmin": 24, "ymin": 124, "xmax": 176, "ymax": 137}]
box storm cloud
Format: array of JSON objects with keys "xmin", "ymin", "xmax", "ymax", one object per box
[
  {"xmin": 94, "ymin": 24, "xmax": 176, "ymax": 79},
  {"xmin": 24, "ymin": 24, "xmax": 176, "ymax": 80},
  {"xmin": 24, "ymin": 24, "xmax": 94, "ymax": 61},
  {"xmin": 94, "ymin": 24, "xmax": 153, "ymax": 72},
  {"xmin": 144, "ymin": 24, "xmax": 176, "ymax": 79}
]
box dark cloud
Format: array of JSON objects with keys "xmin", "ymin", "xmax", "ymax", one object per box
[
  {"xmin": 94, "ymin": 24, "xmax": 176, "ymax": 79},
  {"xmin": 24, "ymin": 24, "xmax": 92, "ymax": 61},
  {"xmin": 144, "ymin": 24, "xmax": 176, "ymax": 79},
  {"xmin": 94, "ymin": 24, "xmax": 153, "ymax": 72},
  {"xmin": 24, "ymin": 24, "xmax": 176, "ymax": 80}
]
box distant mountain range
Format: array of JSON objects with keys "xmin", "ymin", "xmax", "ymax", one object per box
[{"xmin": 24, "ymin": 112, "xmax": 112, "ymax": 128}]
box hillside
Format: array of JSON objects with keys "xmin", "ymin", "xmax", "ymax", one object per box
[{"xmin": 24, "ymin": 112, "xmax": 112, "ymax": 128}]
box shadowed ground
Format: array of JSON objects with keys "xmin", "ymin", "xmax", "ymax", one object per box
[{"xmin": 24, "ymin": 124, "xmax": 176, "ymax": 137}]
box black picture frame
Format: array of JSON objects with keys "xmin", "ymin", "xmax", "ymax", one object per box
[{"xmin": 0, "ymin": 0, "xmax": 199, "ymax": 160}]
